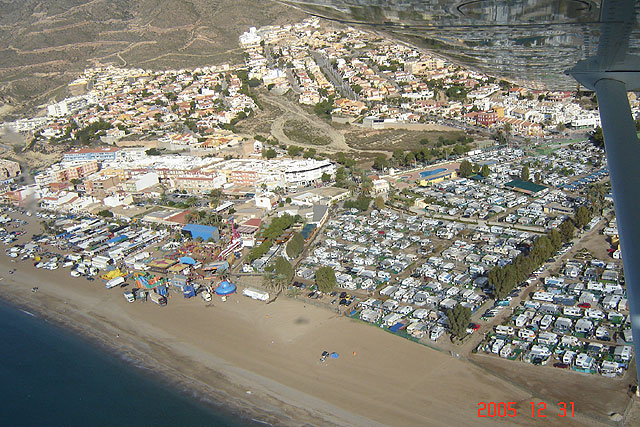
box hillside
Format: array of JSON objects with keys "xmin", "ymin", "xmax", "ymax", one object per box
[{"xmin": 0, "ymin": 0, "xmax": 306, "ymax": 119}]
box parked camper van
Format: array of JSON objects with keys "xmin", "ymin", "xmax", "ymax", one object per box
[
  {"xmin": 150, "ymin": 292, "xmax": 167, "ymax": 306},
  {"xmin": 201, "ymin": 290, "xmax": 212, "ymax": 302},
  {"xmin": 540, "ymin": 314, "xmax": 553, "ymax": 330},
  {"xmin": 430, "ymin": 326, "xmax": 445, "ymax": 341},
  {"xmin": 243, "ymin": 288, "xmax": 270, "ymax": 301},
  {"xmin": 495, "ymin": 325, "xmax": 514, "ymax": 336},
  {"xmin": 123, "ymin": 290, "xmax": 135, "ymax": 303}
]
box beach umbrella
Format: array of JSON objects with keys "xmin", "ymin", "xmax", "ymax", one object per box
[{"xmin": 330, "ymin": 352, "xmax": 339, "ymax": 359}]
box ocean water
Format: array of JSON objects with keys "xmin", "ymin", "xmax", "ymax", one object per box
[{"xmin": 0, "ymin": 299, "xmax": 245, "ymax": 427}]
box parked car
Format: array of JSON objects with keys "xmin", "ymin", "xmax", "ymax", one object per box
[{"xmin": 577, "ymin": 303, "xmax": 591, "ymax": 308}]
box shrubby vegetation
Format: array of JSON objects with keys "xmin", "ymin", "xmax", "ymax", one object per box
[
  {"xmin": 286, "ymin": 232, "xmax": 305, "ymax": 259},
  {"xmin": 447, "ymin": 304, "xmax": 472, "ymax": 338},
  {"xmin": 488, "ymin": 213, "xmax": 585, "ymax": 299},
  {"xmin": 249, "ymin": 214, "xmax": 298, "ymax": 261},
  {"xmin": 316, "ymin": 266, "xmax": 336, "ymax": 292},
  {"xmin": 343, "ymin": 194, "xmax": 371, "ymax": 212}
]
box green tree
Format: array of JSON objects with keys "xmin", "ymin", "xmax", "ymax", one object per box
[
  {"xmin": 392, "ymin": 149, "xmax": 405, "ymax": 166},
  {"xmin": 574, "ymin": 206, "xmax": 591, "ymax": 230},
  {"xmin": 374, "ymin": 196, "xmax": 385, "ymax": 210},
  {"xmin": 446, "ymin": 304, "xmax": 471, "ymax": 338},
  {"xmin": 97, "ymin": 210, "xmax": 114, "ymax": 218},
  {"xmin": 263, "ymin": 148, "xmax": 277, "ymax": 159},
  {"xmin": 287, "ymin": 145, "xmax": 303, "ymax": 157},
  {"xmin": 591, "ymin": 126, "xmax": 604, "ymax": 148},
  {"xmin": 481, "ymin": 164, "xmax": 490, "ymax": 177},
  {"xmin": 521, "ymin": 165, "xmax": 530, "ymax": 181},
  {"xmin": 286, "ymin": 232, "xmax": 305, "ymax": 259},
  {"xmin": 303, "ymin": 148, "xmax": 316, "ymax": 158},
  {"xmin": 335, "ymin": 167, "xmax": 348, "ymax": 188},
  {"xmin": 314, "ymin": 98, "xmax": 334, "ymax": 119},
  {"xmin": 559, "ymin": 220, "xmax": 576, "ymax": 241},
  {"xmin": 549, "ymin": 228, "xmax": 563, "ymax": 250},
  {"xmin": 344, "ymin": 195, "xmax": 372, "ymax": 212},
  {"xmin": 315, "ymin": 266, "xmax": 336, "ymax": 292},
  {"xmin": 373, "ymin": 155, "xmax": 388, "ymax": 171},
  {"xmin": 405, "ymin": 152, "xmax": 415, "ymax": 166},
  {"xmin": 274, "ymin": 256, "xmax": 294, "ymax": 284},
  {"xmin": 321, "ymin": 172, "xmax": 331, "ymax": 183},
  {"xmin": 459, "ymin": 160, "xmax": 473, "ymax": 178}
]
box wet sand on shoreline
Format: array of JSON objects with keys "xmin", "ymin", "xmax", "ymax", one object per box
[{"xmin": 0, "ymin": 213, "xmax": 614, "ymax": 426}]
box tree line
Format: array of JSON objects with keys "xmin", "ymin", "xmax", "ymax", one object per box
[
  {"xmin": 248, "ymin": 214, "xmax": 299, "ymax": 262},
  {"xmin": 488, "ymin": 206, "xmax": 592, "ymax": 299}
]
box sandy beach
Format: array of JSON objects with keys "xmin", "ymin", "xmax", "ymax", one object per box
[{"xmin": 0, "ymin": 214, "xmax": 633, "ymax": 426}]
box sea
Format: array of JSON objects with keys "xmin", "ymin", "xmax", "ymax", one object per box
[{"xmin": 0, "ymin": 299, "xmax": 251, "ymax": 427}]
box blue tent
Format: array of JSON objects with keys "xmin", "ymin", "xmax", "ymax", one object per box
[
  {"xmin": 179, "ymin": 256, "xmax": 196, "ymax": 265},
  {"xmin": 215, "ymin": 280, "xmax": 236, "ymax": 296}
]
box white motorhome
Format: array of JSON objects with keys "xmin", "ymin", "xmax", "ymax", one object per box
[
  {"xmin": 242, "ymin": 287, "xmax": 269, "ymax": 302},
  {"xmin": 430, "ymin": 326, "xmax": 445, "ymax": 341},
  {"xmin": 495, "ymin": 325, "xmax": 514, "ymax": 335}
]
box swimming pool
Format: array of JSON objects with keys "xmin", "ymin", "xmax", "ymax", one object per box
[{"xmin": 419, "ymin": 168, "xmax": 447, "ymax": 178}]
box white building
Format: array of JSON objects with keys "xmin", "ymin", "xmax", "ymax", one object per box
[
  {"xmin": 125, "ymin": 172, "xmax": 159, "ymax": 192},
  {"xmin": 254, "ymin": 192, "xmax": 278, "ymax": 210},
  {"xmin": 284, "ymin": 159, "xmax": 335, "ymax": 187}
]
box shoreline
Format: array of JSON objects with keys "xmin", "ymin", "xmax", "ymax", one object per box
[
  {"xmin": 0, "ymin": 255, "xmax": 378, "ymax": 427},
  {"xmin": 0, "ymin": 211, "xmax": 633, "ymax": 426},
  {"xmin": 0, "ymin": 291, "xmax": 287, "ymax": 426}
]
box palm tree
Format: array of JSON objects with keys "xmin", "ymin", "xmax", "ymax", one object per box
[{"xmin": 262, "ymin": 272, "xmax": 289, "ymax": 298}]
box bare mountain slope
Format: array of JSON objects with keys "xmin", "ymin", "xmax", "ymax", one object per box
[{"xmin": 0, "ymin": 0, "xmax": 305, "ymax": 118}]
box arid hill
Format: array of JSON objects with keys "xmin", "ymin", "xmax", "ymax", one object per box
[{"xmin": 0, "ymin": 0, "xmax": 306, "ymax": 119}]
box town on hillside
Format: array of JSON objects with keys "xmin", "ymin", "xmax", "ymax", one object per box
[{"xmin": 0, "ymin": 16, "xmax": 638, "ymax": 380}]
